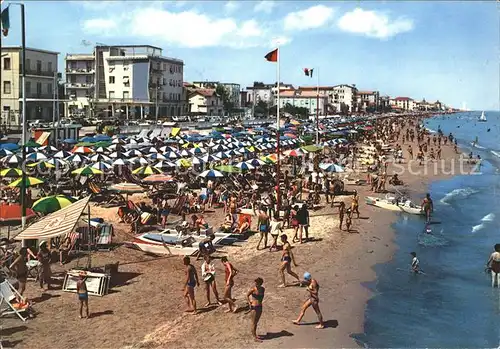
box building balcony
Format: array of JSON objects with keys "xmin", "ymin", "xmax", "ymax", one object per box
[
  {"xmin": 65, "ymin": 83, "xmax": 94, "ymax": 89},
  {"xmin": 66, "ymin": 55, "xmax": 95, "ymax": 61},
  {"xmin": 19, "ymin": 92, "xmax": 56, "ymax": 99},
  {"xmin": 23, "ymin": 68, "xmax": 58, "ymax": 78},
  {"xmin": 66, "ymin": 68, "xmax": 95, "ymax": 74}
]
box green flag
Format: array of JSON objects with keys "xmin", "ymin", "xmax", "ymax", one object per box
[{"xmin": 1, "ymin": 6, "xmax": 10, "ymax": 37}]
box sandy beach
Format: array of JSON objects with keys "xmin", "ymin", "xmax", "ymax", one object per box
[{"xmin": 1, "ymin": 117, "xmax": 475, "ymax": 349}]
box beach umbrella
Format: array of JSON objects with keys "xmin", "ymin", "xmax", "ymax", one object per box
[
  {"xmin": 72, "ymin": 166, "xmax": 104, "ymax": 176},
  {"xmin": 236, "ymin": 162, "xmax": 254, "ymax": 171},
  {"xmin": 8, "ymin": 176, "xmax": 44, "ymax": 188},
  {"xmin": 214, "ymin": 165, "xmax": 241, "ymax": 173},
  {"xmin": 201, "ymin": 154, "xmax": 220, "ymax": 162},
  {"xmin": 63, "ymin": 138, "xmax": 77, "ymax": 144},
  {"xmin": 112, "ymin": 138, "xmax": 125, "ymax": 144},
  {"xmin": 107, "ymin": 144, "xmax": 125, "ymax": 152},
  {"xmin": 0, "ymin": 149, "xmax": 13, "ymax": 157},
  {"xmin": 175, "ymin": 158, "xmax": 192, "ymax": 168},
  {"xmin": 23, "ymin": 146, "xmax": 40, "ymax": 153},
  {"xmin": 211, "ymin": 144, "xmax": 227, "ymax": 152},
  {"xmin": 39, "ymin": 145, "xmax": 58, "ymax": 153},
  {"xmin": 112, "ymin": 158, "xmax": 129, "ymax": 167},
  {"xmin": 94, "ymin": 134, "xmax": 112, "ymax": 142},
  {"xmin": 319, "ymin": 163, "xmax": 345, "ymax": 173},
  {"xmin": 0, "ymin": 168, "xmax": 23, "ymax": 177},
  {"xmin": 214, "ymin": 151, "xmax": 230, "ymax": 159},
  {"xmin": 284, "ymin": 148, "xmax": 304, "ymax": 157},
  {"xmin": 190, "ymin": 147, "xmax": 207, "ymax": 155},
  {"xmin": 179, "ymin": 149, "xmax": 191, "ymax": 157},
  {"xmin": 91, "ymin": 161, "xmax": 113, "ymax": 171},
  {"xmin": 31, "ymin": 195, "xmax": 77, "ymax": 214},
  {"xmin": 163, "ymin": 151, "xmax": 180, "ymax": 159},
  {"xmin": 26, "ymin": 152, "xmax": 47, "ymax": 162},
  {"xmin": 109, "ymin": 182, "xmax": 144, "ymax": 194},
  {"xmin": 159, "ymin": 145, "xmax": 177, "ymax": 152},
  {"xmin": 90, "ymin": 154, "xmax": 111, "ymax": 162},
  {"xmin": 0, "ymin": 143, "xmax": 19, "ymax": 151},
  {"xmin": 191, "ymin": 157, "xmax": 204, "ymax": 165},
  {"xmin": 132, "ymin": 166, "xmax": 162, "ymax": 176},
  {"xmin": 154, "ymin": 160, "xmax": 176, "ymax": 170},
  {"xmin": 27, "ymin": 161, "xmax": 55, "ymax": 172},
  {"xmin": 65, "ymin": 154, "xmax": 89, "ymax": 164},
  {"xmin": 124, "ymin": 149, "xmax": 143, "ymax": 157},
  {"xmin": 142, "ymin": 147, "xmax": 159, "ymax": 154},
  {"xmin": 199, "ymin": 169, "xmax": 224, "ymax": 178},
  {"xmin": 147, "ymin": 153, "xmax": 167, "ymax": 161},
  {"xmin": 53, "ymin": 150, "xmax": 72, "ymax": 159},
  {"xmin": 4, "ymin": 154, "xmax": 22, "ymax": 166},
  {"xmin": 94, "ymin": 146, "xmax": 107, "ymax": 154},
  {"xmin": 109, "ymin": 151, "xmax": 125, "ymax": 159},
  {"xmin": 72, "ymin": 146, "xmax": 94, "ymax": 154},
  {"xmin": 246, "ymin": 158, "xmax": 266, "ymax": 167},
  {"xmin": 143, "ymin": 174, "xmax": 175, "ymax": 183},
  {"xmin": 47, "ymin": 158, "xmax": 67, "ymax": 167},
  {"xmin": 302, "ymin": 145, "xmax": 323, "ymax": 153}
]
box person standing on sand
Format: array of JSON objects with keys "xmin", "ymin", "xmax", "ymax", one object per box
[
  {"xmin": 279, "ymin": 234, "xmax": 301, "ymax": 287},
  {"xmin": 221, "ymin": 256, "xmax": 238, "ymax": 312},
  {"xmin": 201, "ymin": 255, "xmax": 222, "ymax": 307},
  {"xmin": 338, "ymin": 202, "xmax": 345, "ymax": 230},
  {"xmin": 183, "ymin": 256, "xmax": 199, "ymax": 314},
  {"xmin": 256, "ymin": 206, "xmax": 270, "ymax": 250},
  {"xmin": 350, "ymin": 190, "xmax": 360, "ymax": 219},
  {"xmin": 247, "ymin": 277, "xmax": 265, "ymax": 342},
  {"xmin": 37, "ymin": 241, "xmax": 52, "ymax": 290},
  {"xmin": 293, "ymin": 272, "xmax": 324, "ymax": 329},
  {"xmin": 77, "ymin": 271, "xmax": 89, "ymax": 319}
]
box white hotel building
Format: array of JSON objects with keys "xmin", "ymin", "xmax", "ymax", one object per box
[{"xmin": 65, "ymin": 45, "xmax": 187, "ymax": 119}]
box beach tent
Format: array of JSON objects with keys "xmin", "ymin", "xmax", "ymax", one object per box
[{"xmin": 15, "ymin": 196, "xmax": 92, "ymax": 241}]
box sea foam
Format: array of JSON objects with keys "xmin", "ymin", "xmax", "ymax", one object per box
[
  {"xmin": 481, "ymin": 213, "xmax": 495, "ymax": 222},
  {"xmin": 440, "ymin": 187, "xmax": 480, "ymax": 205}
]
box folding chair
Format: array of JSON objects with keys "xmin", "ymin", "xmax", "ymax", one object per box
[{"xmin": 0, "ymin": 280, "xmax": 30, "ymax": 322}]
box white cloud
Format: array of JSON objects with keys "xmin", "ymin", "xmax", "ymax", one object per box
[
  {"xmin": 82, "ymin": 18, "xmax": 117, "ymax": 34},
  {"xmin": 284, "ymin": 5, "xmax": 335, "ymax": 31},
  {"xmin": 337, "ymin": 8, "xmax": 414, "ymax": 39},
  {"xmin": 81, "ymin": 7, "xmax": 290, "ymax": 49},
  {"xmin": 224, "ymin": 1, "xmax": 239, "ymax": 14},
  {"xmin": 254, "ymin": 1, "xmax": 276, "ymax": 14}
]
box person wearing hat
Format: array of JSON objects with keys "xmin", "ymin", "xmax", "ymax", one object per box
[
  {"xmin": 293, "ymin": 272, "xmax": 324, "ymax": 329},
  {"xmin": 36, "ymin": 241, "xmax": 52, "ymax": 290},
  {"xmin": 76, "ymin": 271, "xmax": 89, "ymax": 319}
]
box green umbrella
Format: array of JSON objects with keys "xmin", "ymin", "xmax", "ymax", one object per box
[
  {"xmin": 72, "ymin": 166, "xmax": 104, "ymax": 176},
  {"xmin": 302, "ymin": 145, "xmax": 323, "ymax": 153},
  {"xmin": 8, "ymin": 176, "xmax": 44, "ymax": 188},
  {"xmin": 23, "ymin": 140, "xmax": 41, "ymax": 148},
  {"xmin": 214, "ymin": 165, "xmax": 241, "ymax": 173},
  {"xmin": 0, "ymin": 168, "xmax": 23, "ymax": 177},
  {"xmin": 32, "ymin": 195, "xmax": 77, "ymax": 214}
]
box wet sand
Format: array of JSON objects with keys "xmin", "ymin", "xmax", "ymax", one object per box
[{"xmin": 2, "ymin": 125, "xmax": 473, "ymax": 349}]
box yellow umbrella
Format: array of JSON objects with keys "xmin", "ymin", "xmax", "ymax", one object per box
[
  {"xmin": 9, "ymin": 176, "xmax": 44, "ymax": 188},
  {"xmin": 0, "ymin": 168, "xmax": 23, "ymax": 177}
]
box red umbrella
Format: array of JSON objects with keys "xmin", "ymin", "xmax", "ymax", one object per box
[{"xmin": 0, "ymin": 203, "xmax": 36, "ymax": 224}]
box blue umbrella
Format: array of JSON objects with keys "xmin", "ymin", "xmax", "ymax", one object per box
[
  {"xmin": 79, "ymin": 136, "xmax": 97, "ymax": 143},
  {"xmin": 199, "ymin": 169, "xmax": 224, "ymax": 178},
  {"xmin": 319, "ymin": 163, "xmax": 345, "ymax": 173},
  {"xmin": 63, "ymin": 138, "xmax": 77, "ymax": 144},
  {"xmin": 0, "ymin": 149, "xmax": 13, "ymax": 157},
  {"xmin": 94, "ymin": 135, "xmax": 112, "ymax": 142},
  {"xmin": 0, "ymin": 143, "xmax": 19, "ymax": 151}
]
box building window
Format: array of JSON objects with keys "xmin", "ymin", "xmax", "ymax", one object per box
[
  {"xmin": 26, "ymin": 81, "xmax": 31, "ymax": 93},
  {"xmin": 26, "ymin": 59, "xmax": 31, "ymax": 71},
  {"xmin": 109, "ymin": 76, "xmax": 115, "ymax": 84},
  {"xmin": 109, "ymin": 91, "xmax": 115, "ymax": 99},
  {"xmin": 123, "ymin": 76, "xmax": 129, "ymax": 87},
  {"xmin": 36, "ymin": 82, "xmax": 42, "ymax": 95},
  {"xmin": 3, "ymin": 57, "xmax": 11, "ymax": 70},
  {"xmin": 47, "ymin": 83, "xmax": 52, "ymax": 94},
  {"xmin": 3, "ymin": 81, "xmax": 11, "ymax": 94},
  {"xmin": 86, "ymin": 76, "xmax": 93, "ymax": 84},
  {"xmin": 48, "ymin": 62, "xmax": 52, "ymax": 73},
  {"xmin": 36, "ymin": 60, "xmax": 42, "ymax": 74},
  {"xmin": 123, "ymin": 91, "xmax": 129, "ymax": 99}
]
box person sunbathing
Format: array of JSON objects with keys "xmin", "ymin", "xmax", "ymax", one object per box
[
  {"xmin": 220, "ymin": 214, "xmax": 234, "ymax": 231},
  {"xmin": 233, "ymin": 217, "xmax": 251, "ymax": 235}
]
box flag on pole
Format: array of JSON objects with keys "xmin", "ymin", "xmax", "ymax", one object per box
[
  {"xmin": 265, "ymin": 48, "xmax": 278, "ymax": 62},
  {"xmin": 304, "ymin": 68, "xmax": 314, "ymax": 78},
  {"xmin": 1, "ymin": 5, "xmax": 9, "ymax": 37}
]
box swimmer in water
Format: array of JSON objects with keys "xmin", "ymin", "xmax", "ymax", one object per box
[
  {"xmin": 410, "ymin": 252, "xmax": 420, "ymax": 273},
  {"xmin": 421, "ymin": 193, "xmax": 433, "ymax": 223},
  {"xmin": 293, "ymin": 272, "xmax": 324, "ymax": 329}
]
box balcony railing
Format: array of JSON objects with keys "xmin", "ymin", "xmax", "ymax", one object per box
[
  {"xmin": 66, "ymin": 68, "xmax": 95, "ymax": 74},
  {"xmin": 19, "ymin": 92, "xmax": 56, "ymax": 99},
  {"xmin": 65, "ymin": 83, "xmax": 94, "ymax": 89},
  {"xmin": 23, "ymin": 68, "xmax": 57, "ymax": 77}
]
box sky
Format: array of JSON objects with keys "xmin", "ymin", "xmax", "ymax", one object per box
[{"xmin": 1, "ymin": 0, "xmax": 499, "ymax": 110}]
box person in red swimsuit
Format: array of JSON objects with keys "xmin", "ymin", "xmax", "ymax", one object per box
[{"xmin": 221, "ymin": 256, "xmax": 238, "ymax": 312}]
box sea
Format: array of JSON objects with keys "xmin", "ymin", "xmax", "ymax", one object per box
[{"xmin": 353, "ymin": 111, "xmax": 500, "ymax": 348}]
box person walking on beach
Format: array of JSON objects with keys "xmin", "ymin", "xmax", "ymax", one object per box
[
  {"xmin": 338, "ymin": 202, "xmax": 345, "ymax": 230},
  {"xmin": 183, "ymin": 256, "xmax": 199, "ymax": 314},
  {"xmin": 201, "ymin": 255, "xmax": 222, "ymax": 306},
  {"xmin": 246, "ymin": 277, "xmax": 265, "ymax": 342},
  {"xmin": 37, "ymin": 241, "xmax": 52, "ymax": 290},
  {"xmin": 350, "ymin": 191, "xmax": 360, "ymax": 219},
  {"xmin": 293, "ymin": 272, "xmax": 324, "ymax": 329},
  {"xmin": 421, "ymin": 193, "xmax": 433, "ymax": 223},
  {"xmin": 279, "ymin": 234, "xmax": 301, "ymax": 287},
  {"xmin": 269, "ymin": 213, "xmax": 283, "ymax": 252},
  {"xmin": 256, "ymin": 206, "xmax": 270, "ymax": 250},
  {"xmin": 296, "ymin": 204, "xmax": 310, "ymax": 243},
  {"xmin": 76, "ymin": 271, "xmax": 89, "ymax": 319},
  {"xmin": 221, "ymin": 256, "xmax": 238, "ymax": 312}
]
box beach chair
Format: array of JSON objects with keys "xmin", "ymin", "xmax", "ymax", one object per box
[
  {"xmin": 0, "ymin": 280, "xmax": 30, "ymax": 322},
  {"xmin": 96, "ymin": 223, "xmax": 114, "ymax": 251}
]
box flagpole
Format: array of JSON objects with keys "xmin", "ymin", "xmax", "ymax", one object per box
[
  {"xmin": 19, "ymin": 3, "xmax": 27, "ymax": 230},
  {"xmin": 276, "ymin": 45, "xmax": 281, "ymax": 214},
  {"xmin": 316, "ymin": 67, "xmax": 319, "ymax": 144}
]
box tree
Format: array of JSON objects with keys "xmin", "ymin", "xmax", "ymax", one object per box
[
  {"xmin": 215, "ymin": 84, "xmax": 234, "ymax": 116},
  {"xmin": 340, "ymin": 102, "xmax": 350, "ymax": 115},
  {"xmin": 283, "ymin": 103, "xmax": 309, "ymax": 119},
  {"xmin": 254, "ymin": 100, "xmax": 269, "ymax": 118}
]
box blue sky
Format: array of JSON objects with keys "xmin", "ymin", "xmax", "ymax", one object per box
[{"xmin": 2, "ymin": 1, "xmax": 498, "ymax": 110}]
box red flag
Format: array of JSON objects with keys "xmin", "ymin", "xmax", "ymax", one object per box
[
  {"xmin": 303, "ymin": 68, "xmax": 313, "ymax": 78},
  {"xmin": 264, "ymin": 48, "xmax": 278, "ymax": 62}
]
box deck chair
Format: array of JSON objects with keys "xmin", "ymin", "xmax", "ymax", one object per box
[
  {"xmin": 95, "ymin": 223, "xmax": 114, "ymax": 251},
  {"xmin": 0, "ymin": 280, "xmax": 31, "ymax": 322}
]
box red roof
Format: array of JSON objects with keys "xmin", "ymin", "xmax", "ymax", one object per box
[
  {"xmin": 192, "ymin": 88, "xmax": 215, "ymax": 97},
  {"xmin": 395, "ymin": 97, "xmax": 412, "ymax": 101}
]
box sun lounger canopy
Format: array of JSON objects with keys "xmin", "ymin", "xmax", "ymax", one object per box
[{"xmin": 15, "ymin": 196, "xmax": 91, "ymax": 241}]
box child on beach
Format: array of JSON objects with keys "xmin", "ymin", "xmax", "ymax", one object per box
[{"xmin": 77, "ymin": 272, "xmax": 89, "ymax": 319}]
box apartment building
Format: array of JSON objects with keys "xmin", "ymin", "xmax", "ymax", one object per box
[
  {"xmin": 188, "ymin": 88, "xmax": 224, "ymax": 116},
  {"xmin": 391, "ymin": 97, "xmax": 416, "ymax": 111},
  {"xmin": 245, "ymin": 82, "xmax": 294, "ymax": 106},
  {"xmin": 298, "ymin": 84, "xmax": 358, "ymax": 113},
  {"xmin": 356, "ymin": 90, "xmax": 380, "ymax": 111},
  {"xmin": 192, "ymin": 81, "xmax": 241, "ymax": 108},
  {"xmin": 276, "ymin": 90, "xmax": 328, "ymax": 116},
  {"xmin": 65, "ymin": 45, "xmax": 186, "ymax": 119},
  {"xmin": 1, "ymin": 46, "xmax": 59, "ymax": 126}
]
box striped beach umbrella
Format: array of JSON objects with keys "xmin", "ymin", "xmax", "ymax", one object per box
[
  {"xmin": 246, "ymin": 158, "xmax": 266, "ymax": 167},
  {"xmin": 109, "ymin": 182, "xmax": 144, "ymax": 194},
  {"xmin": 175, "ymin": 158, "xmax": 192, "ymax": 168},
  {"xmin": 72, "ymin": 166, "xmax": 104, "ymax": 176},
  {"xmin": 47, "ymin": 158, "xmax": 67, "ymax": 167},
  {"xmin": 32, "ymin": 195, "xmax": 77, "ymax": 214},
  {"xmin": 147, "ymin": 153, "xmax": 167, "ymax": 161},
  {"xmin": 236, "ymin": 162, "xmax": 254, "ymax": 171},
  {"xmin": 72, "ymin": 146, "xmax": 94, "ymax": 154},
  {"xmin": 132, "ymin": 166, "xmax": 162, "ymax": 176},
  {"xmin": 319, "ymin": 163, "xmax": 345, "ymax": 173},
  {"xmin": 143, "ymin": 174, "xmax": 175, "ymax": 183},
  {"xmin": 91, "ymin": 161, "xmax": 113, "ymax": 171},
  {"xmin": 9, "ymin": 176, "xmax": 44, "ymax": 188},
  {"xmin": 65, "ymin": 154, "xmax": 89, "ymax": 164},
  {"xmin": 124, "ymin": 149, "xmax": 143, "ymax": 157},
  {"xmin": 90, "ymin": 153, "xmax": 111, "ymax": 162},
  {"xmin": 190, "ymin": 147, "xmax": 207, "ymax": 155},
  {"xmin": 198, "ymin": 169, "xmax": 224, "ymax": 178},
  {"xmin": 163, "ymin": 151, "xmax": 180, "ymax": 159},
  {"xmin": 153, "ymin": 160, "xmax": 176, "ymax": 170},
  {"xmin": 27, "ymin": 161, "xmax": 56, "ymax": 171},
  {"xmin": 112, "ymin": 158, "xmax": 129, "ymax": 167},
  {"xmin": 0, "ymin": 149, "xmax": 13, "ymax": 157},
  {"xmin": 4, "ymin": 154, "xmax": 22, "ymax": 166},
  {"xmin": 201, "ymin": 154, "xmax": 220, "ymax": 162},
  {"xmin": 53, "ymin": 150, "xmax": 72, "ymax": 159},
  {"xmin": 0, "ymin": 168, "xmax": 23, "ymax": 177},
  {"xmin": 284, "ymin": 148, "xmax": 304, "ymax": 157}
]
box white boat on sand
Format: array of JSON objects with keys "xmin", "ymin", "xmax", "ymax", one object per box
[{"xmin": 365, "ymin": 194, "xmax": 424, "ymax": 216}]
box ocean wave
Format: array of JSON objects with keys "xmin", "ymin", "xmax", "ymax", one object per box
[
  {"xmin": 426, "ymin": 127, "xmax": 437, "ymax": 134},
  {"xmin": 440, "ymin": 187, "xmax": 480, "ymax": 205},
  {"xmin": 481, "ymin": 213, "xmax": 496, "ymax": 222},
  {"xmin": 472, "ymin": 223, "xmax": 484, "ymax": 233},
  {"xmin": 491, "ymin": 151, "xmax": 500, "ymax": 159},
  {"xmin": 471, "ymin": 143, "xmax": 486, "ymax": 150}
]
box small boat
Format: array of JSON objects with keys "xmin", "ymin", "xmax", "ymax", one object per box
[
  {"xmin": 365, "ymin": 194, "xmax": 424, "ymax": 216},
  {"xmin": 479, "ymin": 111, "xmax": 487, "ymax": 122},
  {"xmin": 125, "ymin": 229, "xmax": 231, "ymax": 256}
]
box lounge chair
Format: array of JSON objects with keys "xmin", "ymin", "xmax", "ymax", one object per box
[
  {"xmin": 0, "ymin": 279, "xmax": 31, "ymax": 322},
  {"xmin": 89, "ymin": 182, "xmax": 126, "ymax": 207}
]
